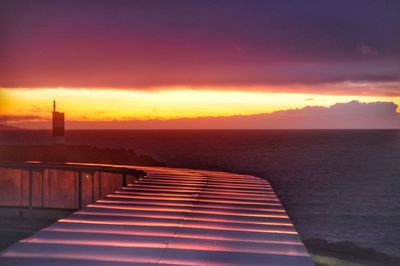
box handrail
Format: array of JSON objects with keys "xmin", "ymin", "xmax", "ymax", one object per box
[
  {"xmin": 0, "ymin": 161, "xmax": 146, "ymax": 177},
  {"xmin": 0, "ymin": 161, "xmax": 147, "ymax": 211}
]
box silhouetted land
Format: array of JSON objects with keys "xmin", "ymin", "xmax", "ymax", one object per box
[
  {"xmin": 0, "ymin": 145, "xmax": 164, "ymax": 166},
  {"xmin": 305, "ymin": 238, "xmax": 400, "ymax": 265}
]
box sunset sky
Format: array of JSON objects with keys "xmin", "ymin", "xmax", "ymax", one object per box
[{"xmin": 0, "ymin": 0, "xmax": 399, "ymax": 128}]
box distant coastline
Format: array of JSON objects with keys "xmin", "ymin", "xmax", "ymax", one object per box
[{"xmin": 0, "ymin": 124, "xmax": 20, "ymax": 131}]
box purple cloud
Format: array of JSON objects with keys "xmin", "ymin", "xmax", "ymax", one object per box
[{"xmin": 1, "ymin": 0, "xmax": 399, "ymax": 96}]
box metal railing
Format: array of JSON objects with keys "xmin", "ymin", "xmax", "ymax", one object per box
[{"xmin": 0, "ymin": 161, "xmax": 146, "ymax": 210}]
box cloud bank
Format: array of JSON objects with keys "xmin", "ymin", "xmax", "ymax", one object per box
[{"xmin": 4, "ymin": 101, "xmax": 398, "ymax": 129}]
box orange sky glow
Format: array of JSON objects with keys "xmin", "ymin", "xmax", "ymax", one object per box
[
  {"xmin": 1, "ymin": 87, "xmax": 398, "ymax": 127},
  {"xmin": 1, "ymin": 1, "xmax": 399, "ymax": 129}
]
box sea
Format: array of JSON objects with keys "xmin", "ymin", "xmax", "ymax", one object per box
[{"xmin": 1, "ymin": 129, "xmax": 399, "ymax": 257}]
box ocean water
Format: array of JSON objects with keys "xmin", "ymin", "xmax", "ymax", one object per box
[{"xmin": 1, "ymin": 129, "xmax": 399, "ymax": 257}]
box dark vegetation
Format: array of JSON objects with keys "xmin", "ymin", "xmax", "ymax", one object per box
[
  {"xmin": 0, "ymin": 145, "xmax": 165, "ymax": 166},
  {"xmin": 305, "ymin": 238, "xmax": 400, "ymax": 265}
]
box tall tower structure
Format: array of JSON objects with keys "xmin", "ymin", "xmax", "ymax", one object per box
[{"xmin": 52, "ymin": 100, "xmax": 65, "ymax": 144}]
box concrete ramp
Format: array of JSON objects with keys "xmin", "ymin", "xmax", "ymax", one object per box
[{"xmin": 0, "ymin": 166, "xmax": 314, "ymax": 265}]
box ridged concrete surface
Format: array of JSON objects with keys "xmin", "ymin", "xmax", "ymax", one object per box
[{"xmin": 0, "ymin": 166, "xmax": 314, "ymax": 265}]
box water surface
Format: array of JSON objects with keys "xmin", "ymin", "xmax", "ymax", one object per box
[{"xmin": 1, "ymin": 129, "xmax": 399, "ymax": 256}]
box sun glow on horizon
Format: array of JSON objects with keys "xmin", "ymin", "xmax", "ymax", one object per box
[{"xmin": 0, "ymin": 88, "xmax": 399, "ymax": 127}]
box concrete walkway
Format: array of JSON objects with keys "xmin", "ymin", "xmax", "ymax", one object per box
[{"xmin": 0, "ymin": 166, "xmax": 314, "ymax": 265}]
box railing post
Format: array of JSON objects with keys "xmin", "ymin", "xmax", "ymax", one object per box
[
  {"xmin": 28, "ymin": 168, "xmax": 33, "ymax": 213},
  {"xmin": 78, "ymin": 171, "xmax": 82, "ymax": 209},
  {"xmin": 91, "ymin": 172, "xmax": 95, "ymax": 203},
  {"xmin": 41, "ymin": 170, "xmax": 45, "ymax": 208},
  {"xmin": 98, "ymin": 172, "xmax": 102, "ymax": 199},
  {"xmin": 20, "ymin": 169, "xmax": 23, "ymax": 206},
  {"xmin": 122, "ymin": 173, "xmax": 127, "ymax": 187}
]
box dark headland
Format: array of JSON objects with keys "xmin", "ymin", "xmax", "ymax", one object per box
[
  {"xmin": 0, "ymin": 144, "xmax": 164, "ymax": 166},
  {"xmin": 305, "ymin": 238, "xmax": 400, "ymax": 265}
]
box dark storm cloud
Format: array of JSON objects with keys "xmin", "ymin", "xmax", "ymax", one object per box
[{"xmin": 0, "ymin": 0, "xmax": 399, "ymax": 94}]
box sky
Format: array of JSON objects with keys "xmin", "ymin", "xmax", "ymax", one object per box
[{"xmin": 0, "ymin": 0, "xmax": 399, "ymax": 128}]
